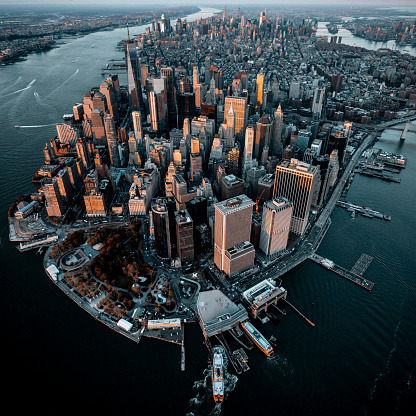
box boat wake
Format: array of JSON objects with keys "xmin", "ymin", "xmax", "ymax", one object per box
[
  {"xmin": 186, "ymin": 367, "xmax": 238, "ymax": 416},
  {"xmin": 0, "ymin": 79, "xmax": 36, "ymax": 99},
  {"xmin": 17, "ymin": 124, "xmax": 56, "ymax": 128},
  {"xmin": 46, "ymin": 69, "xmax": 79, "ymax": 96},
  {"xmin": 364, "ymin": 319, "xmax": 402, "ymax": 415},
  {"xmin": 393, "ymin": 364, "xmax": 416, "ymax": 415}
]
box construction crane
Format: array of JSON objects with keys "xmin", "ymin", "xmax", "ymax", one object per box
[{"xmin": 255, "ymin": 189, "xmax": 265, "ymax": 213}]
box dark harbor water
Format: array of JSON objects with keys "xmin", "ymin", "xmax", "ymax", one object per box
[{"xmin": 1, "ymin": 7, "xmax": 416, "ymax": 416}]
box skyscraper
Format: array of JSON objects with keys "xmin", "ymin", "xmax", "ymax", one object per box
[
  {"xmin": 311, "ymin": 87, "xmax": 324, "ymax": 117},
  {"xmin": 125, "ymin": 40, "xmax": 144, "ymax": 112},
  {"xmin": 254, "ymin": 116, "xmax": 271, "ymax": 161},
  {"xmin": 175, "ymin": 209, "xmax": 194, "ymax": 262},
  {"xmin": 273, "ymin": 159, "xmax": 319, "ymax": 235},
  {"xmin": 256, "ymin": 74, "xmax": 264, "ymax": 105},
  {"xmin": 42, "ymin": 178, "xmax": 64, "ymax": 218},
  {"xmin": 259, "ymin": 197, "xmax": 293, "ymax": 256},
  {"xmin": 214, "ymin": 195, "xmax": 255, "ymax": 276},
  {"xmin": 224, "ymin": 97, "xmax": 248, "ymax": 141},
  {"xmin": 160, "ymin": 67, "xmax": 177, "ymax": 129},
  {"xmin": 104, "ymin": 114, "xmax": 121, "ymax": 167}
]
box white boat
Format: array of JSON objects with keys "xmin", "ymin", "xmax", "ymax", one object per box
[{"xmin": 212, "ymin": 351, "xmax": 224, "ymax": 403}]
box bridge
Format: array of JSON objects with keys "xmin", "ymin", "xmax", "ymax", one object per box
[{"xmin": 353, "ymin": 115, "xmax": 416, "ymax": 140}]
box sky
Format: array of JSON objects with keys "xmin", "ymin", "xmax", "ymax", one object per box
[{"xmin": 0, "ymin": 0, "xmax": 416, "ymax": 6}]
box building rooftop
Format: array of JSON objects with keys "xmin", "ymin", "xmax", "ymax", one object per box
[{"xmin": 197, "ymin": 290, "xmax": 248, "ymax": 337}]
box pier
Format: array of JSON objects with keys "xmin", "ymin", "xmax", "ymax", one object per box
[
  {"xmin": 351, "ymin": 254, "xmax": 374, "ymax": 276},
  {"xmin": 357, "ymin": 169, "xmax": 401, "ymax": 183},
  {"xmin": 336, "ymin": 200, "xmax": 391, "ymax": 220},
  {"xmin": 309, "ymin": 253, "xmax": 375, "ymax": 292},
  {"xmin": 181, "ymin": 340, "xmax": 185, "ymax": 371}
]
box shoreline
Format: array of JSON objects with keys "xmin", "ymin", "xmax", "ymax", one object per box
[{"xmin": 0, "ymin": 6, "xmax": 200, "ymax": 66}]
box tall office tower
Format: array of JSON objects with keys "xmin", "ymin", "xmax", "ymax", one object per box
[
  {"xmin": 63, "ymin": 158, "xmax": 82, "ymax": 192},
  {"xmin": 260, "ymin": 145, "xmax": 269, "ymax": 166},
  {"xmin": 297, "ymin": 130, "xmax": 312, "ymax": 151},
  {"xmin": 132, "ymin": 110, "xmax": 142, "ymax": 141},
  {"xmin": 100, "ymin": 81, "xmax": 119, "ymax": 120},
  {"xmin": 273, "ymin": 159, "xmax": 319, "ymax": 235},
  {"xmin": 186, "ymin": 196, "xmax": 207, "ymax": 227},
  {"xmin": 191, "ymin": 137, "xmax": 200, "ymax": 154},
  {"xmin": 173, "ymin": 149, "xmax": 182, "ymax": 166},
  {"xmin": 328, "ymin": 150, "xmax": 339, "ymax": 187},
  {"xmin": 175, "ymin": 18, "xmax": 182, "ymax": 35},
  {"xmin": 55, "ymin": 169, "xmax": 73, "ymax": 203},
  {"xmin": 241, "ymin": 15, "xmax": 245, "ymax": 35},
  {"xmin": 191, "ymin": 116, "xmax": 215, "ymax": 144},
  {"xmin": 260, "ymin": 8, "xmax": 267, "ymax": 25},
  {"xmin": 152, "ymin": 197, "xmax": 176, "ymax": 259},
  {"xmin": 194, "ymin": 83, "xmax": 202, "ymax": 107},
  {"xmin": 92, "ymin": 91, "xmax": 108, "ymax": 115},
  {"xmin": 259, "ymin": 197, "xmax": 293, "ymax": 256},
  {"xmin": 311, "ymin": 139, "xmax": 322, "ymax": 156},
  {"xmin": 73, "ymin": 104, "xmax": 84, "ymax": 122},
  {"xmin": 221, "ymin": 174, "xmax": 245, "ymax": 201},
  {"xmin": 311, "ymin": 87, "xmax": 324, "ymax": 117},
  {"xmin": 204, "ymin": 57, "xmax": 210, "ymax": 85},
  {"xmin": 330, "ymin": 74, "xmax": 343, "ymax": 93},
  {"xmin": 214, "ymin": 195, "xmax": 255, "ymax": 276},
  {"xmin": 125, "ymin": 39, "xmax": 144, "ymax": 111},
  {"xmin": 242, "ymin": 125, "xmax": 258, "ymax": 180},
  {"xmin": 56, "ymin": 123, "xmax": 79, "ymax": 145},
  {"xmin": 84, "ymin": 188, "xmax": 107, "ymax": 217},
  {"xmin": 175, "ymin": 209, "xmax": 194, "ymax": 262},
  {"xmin": 160, "ymin": 67, "xmax": 177, "ymax": 129},
  {"xmin": 190, "ymin": 153, "xmax": 203, "ymax": 182},
  {"xmin": 256, "ymin": 74, "xmax": 264, "ymax": 105},
  {"xmin": 105, "ymin": 74, "xmax": 120, "ymax": 104},
  {"xmin": 179, "ymin": 77, "xmax": 191, "ymax": 94},
  {"xmin": 254, "ymin": 116, "xmax": 271, "ymax": 161},
  {"xmin": 76, "ymin": 139, "xmax": 91, "ymax": 169},
  {"xmin": 149, "ymin": 91, "xmax": 168, "ymax": 135},
  {"xmin": 228, "ymin": 147, "xmax": 240, "ymax": 177},
  {"xmin": 257, "ymin": 174, "xmax": 275, "ymax": 204},
  {"xmin": 90, "ymin": 108, "xmax": 106, "ymax": 146},
  {"xmin": 165, "ymin": 161, "xmax": 177, "ymax": 196},
  {"xmin": 192, "ymin": 65, "xmax": 199, "ymax": 87},
  {"xmin": 140, "ymin": 64, "xmax": 150, "ymax": 87},
  {"xmin": 210, "ymin": 135, "xmax": 223, "ymax": 160},
  {"xmin": 289, "ymin": 80, "xmax": 301, "ymax": 100},
  {"xmin": 224, "ymin": 97, "xmax": 248, "ymax": 141},
  {"xmin": 328, "ymin": 130, "xmax": 348, "ymax": 165},
  {"xmin": 177, "ymin": 93, "xmax": 196, "ymax": 129},
  {"xmin": 272, "ymin": 79, "xmax": 279, "ymax": 104},
  {"xmin": 104, "ymin": 114, "xmax": 121, "ymax": 167},
  {"xmin": 312, "ymin": 155, "xmax": 332, "ymax": 206},
  {"xmin": 219, "ymin": 104, "xmax": 236, "ymax": 150},
  {"xmin": 42, "ymin": 178, "xmax": 64, "ymax": 218}
]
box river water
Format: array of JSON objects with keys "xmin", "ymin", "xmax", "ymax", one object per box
[
  {"xmin": 1, "ymin": 7, "xmax": 416, "ymax": 416},
  {"xmin": 316, "ymin": 21, "xmax": 416, "ymax": 57}
]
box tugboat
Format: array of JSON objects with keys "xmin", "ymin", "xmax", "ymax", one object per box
[{"xmin": 212, "ymin": 349, "xmax": 225, "ymax": 403}]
